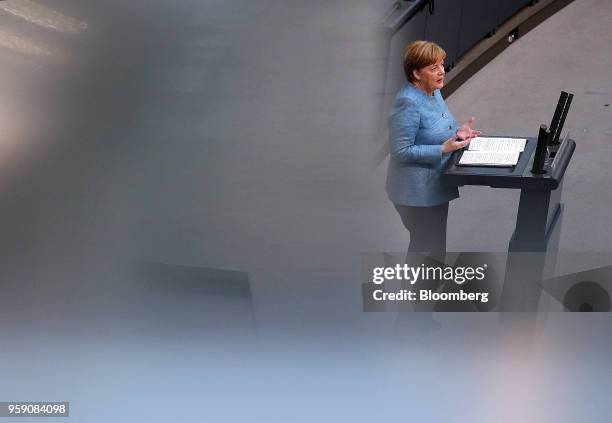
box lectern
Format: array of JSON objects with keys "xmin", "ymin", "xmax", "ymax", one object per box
[
  {"xmin": 443, "ymin": 92, "xmax": 575, "ymax": 252},
  {"xmin": 442, "ymin": 92, "xmax": 576, "ymax": 311}
]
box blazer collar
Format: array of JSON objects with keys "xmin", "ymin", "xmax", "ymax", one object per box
[{"xmin": 405, "ymin": 82, "xmax": 437, "ymax": 100}]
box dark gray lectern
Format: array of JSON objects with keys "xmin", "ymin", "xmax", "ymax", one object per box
[
  {"xmin": 443, "ymin": 92, "xmax": 575, "ymax": 253},
  {"xmin": 442, "ymin": 92, "xmax": 576, "ymax": 311}
]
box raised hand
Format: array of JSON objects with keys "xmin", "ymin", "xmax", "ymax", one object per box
[
  {"xmin": 456, "ymin": 116, "xmax": 481, "ymax": 141},
  {"xmin": 441, "ymin": 117, "xmax": 482, "ymax": 154}
]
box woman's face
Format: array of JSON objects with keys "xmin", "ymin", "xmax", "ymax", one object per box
[{"xmin": 413, "ymin": 59, "xmax": 445, "ymax": 94}]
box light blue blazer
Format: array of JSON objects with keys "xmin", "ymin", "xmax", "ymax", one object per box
[{"xmin": 386, "ymin": 82, "xmax": 460, "ymax": 207}]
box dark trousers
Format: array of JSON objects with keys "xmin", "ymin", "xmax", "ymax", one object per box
[{"xmin": 393, "ymin": 202, "xmax": 449, "ymax": 253}]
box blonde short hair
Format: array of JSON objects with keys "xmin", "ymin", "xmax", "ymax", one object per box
[{"xmin": 403, "ymin": 40, "xmax": 446, "ymax": 82}]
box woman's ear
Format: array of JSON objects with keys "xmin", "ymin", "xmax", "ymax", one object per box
[{"xmin": 412, "ymin": 69, "xmax": 420, "ymax": 81}]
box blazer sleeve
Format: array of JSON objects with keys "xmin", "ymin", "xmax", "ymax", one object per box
[{"xmin": 389, "ymin": 97, "xmax": 443, "ymax": 165}]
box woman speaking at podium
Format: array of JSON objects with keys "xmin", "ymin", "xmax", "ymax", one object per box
[{"xmin": 386, "ymin": 40, "xmax": 480, "ymax": 253}]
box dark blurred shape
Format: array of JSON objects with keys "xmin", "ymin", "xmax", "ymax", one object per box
[
  {"xmin": 132, "ymin": 261, "xmax": 251, "ymax": 298},
  {"xmin": 540, "ymin": 263, "xmax": 612, "ymax": 313},
  {"xmin": 563, "ymin": 281, "xmax": 611, "ymax": 313}
]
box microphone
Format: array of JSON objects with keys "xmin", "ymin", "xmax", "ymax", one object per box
[{"xmin": 531, "ymin": 124, "xmax": 549, "ymax": 174}]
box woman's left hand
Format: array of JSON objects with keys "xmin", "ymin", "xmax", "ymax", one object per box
[{"xmin": 457, "ymin": 116, "xmax": 481, "ymax": 141}]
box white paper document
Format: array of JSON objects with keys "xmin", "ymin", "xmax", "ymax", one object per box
[
  {"xmin": 467, "ymin": 137, "xmax": 526, "ymax": 153},
  {"xmin": 458, "ymin": 151, "xmax": 520, "ymax": 167},
  {"xmin": 457, "ymin": 136, "xmax": 526, "ymax": 167}
]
